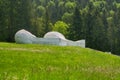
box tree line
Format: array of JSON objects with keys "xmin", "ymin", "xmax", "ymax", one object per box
[{"xmin": 0, "ymin": 0, "xmax": 120, "ymax": 55}]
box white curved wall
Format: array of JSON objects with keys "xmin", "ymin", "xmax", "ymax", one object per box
[
  {"xmin": 15, "ymin": 29, "xmax": 85, "ymax": 48},
  {"xmin": 44, "ymin": 31, "xmax": 66, "ymax": 40},
  {"xmin": 15, "ymin": 29, "xmax": 36, "ymax": 44}
]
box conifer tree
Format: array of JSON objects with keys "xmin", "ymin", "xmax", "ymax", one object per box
[
  {"xmin": 68, "ymin": 7, "xmax": 83, "ymax": 40},
  {"xmin": 7, "ymin": 0, "xmax": 33, "ymax": 41}
]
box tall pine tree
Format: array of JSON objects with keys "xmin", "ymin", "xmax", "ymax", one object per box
[
  {"xmin": 68, "ymin": 7, "xmax": 83, "ymax": 40},
  {"xmin": 7, "ymin": 0, "xmax": 33, "ymax": 42}
]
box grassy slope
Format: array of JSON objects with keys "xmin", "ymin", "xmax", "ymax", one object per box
[{"xmin": 0, "ymin": 42, "xmax": 120, "ymax": 80}]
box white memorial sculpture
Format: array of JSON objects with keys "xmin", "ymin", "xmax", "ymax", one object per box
[{"xmin": 15, "ymin": 29, "xmax": 85, "ymax": 48}]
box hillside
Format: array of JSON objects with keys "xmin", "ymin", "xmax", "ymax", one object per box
[{"xmin": 0, "ymin": 42, "xmax": 120, "ymax": 80}]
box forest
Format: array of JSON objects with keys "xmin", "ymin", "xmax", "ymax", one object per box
[{"xmin": 0, "ymin": 0, "xmax": 120, "ymax": 55}]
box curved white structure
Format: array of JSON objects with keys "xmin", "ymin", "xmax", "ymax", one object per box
[
  {"xmin": 44, "ymin": 31, "xmax": 66, "ymax": 40},
  {"xmin": 15, "ymin": 29, "xmax": 36, "ymax": 44},
  {"xmin": 15, "ymin": 29, "xmax": 85, "ymax": 48}
]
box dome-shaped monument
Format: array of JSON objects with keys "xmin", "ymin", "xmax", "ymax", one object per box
[
  {"xmin": 15, "ymin": 29, "xmax": 85, "ymax": 48},
  {"xmin": 15, "ymin": 29, "xmax": 36, "ymax": 44},
  {"xmin": 44, "ymin": 31, "xmax": 66, "ymax": 40}
]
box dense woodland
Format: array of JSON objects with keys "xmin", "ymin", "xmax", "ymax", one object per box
[{"xmin": 0, "ymin": 0, "xmax": 120, "ymax": 55}]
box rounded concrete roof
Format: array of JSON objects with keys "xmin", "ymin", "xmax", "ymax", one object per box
[{"xmin": 44, "ymin": 31, "xmax": 66, "ymax": 40}]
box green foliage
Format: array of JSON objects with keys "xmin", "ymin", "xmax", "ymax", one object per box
[
  {"xmin": 53, "ymin": 21, "xmax": 69, "ymax": 37},
  {"xmin": 48, "ymin": 1, "xmax": 55, "ymax": 7},
  {"xmin": 0, "ymin": 42, "xmax": 120, "ymax": 80},
  {"xmin": 115, "ymin": 3, "xmax": 120, "ymax": 8},
  {"xmin": 31, "ymin": 18, "xmax": 45, "ymax": 37},
  {"xmin": 58, "ymin": 1, "xmax": 64, "ymax": 7},
  {"xmin": 69, "ymin": 7, "xmax": 83, "ymax": 40},
  {"xmin": 109, "ymin": 10, "xmax": 115, "ymax": 16},
  {"xmin": 0, "ymin": 0, "xmax": 33, "ymax": 42},
  {"xmin": 37, "ymin": 6, "xmax": 45, "ymax": 17},
  {"xmin": 62, "ymin": 12, "xmax": 73, "ymax": 24},
  {"xmin": 65, "ymin": 1, "xmax": 76, "ymax": 12}
]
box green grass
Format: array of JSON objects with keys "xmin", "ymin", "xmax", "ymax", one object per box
[{"xmin": 0, "ymin": 42, "xmax": 120, "ymax": 80}]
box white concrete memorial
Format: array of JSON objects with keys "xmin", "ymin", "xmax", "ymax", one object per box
[{"xmin": 15, "ymin": 29, "xmax": 85, "ymax": 48}]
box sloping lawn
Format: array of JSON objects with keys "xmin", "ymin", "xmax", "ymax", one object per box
[{"xmin": 0, "ymin": 42, "xmax": 120, "ymax": 80}]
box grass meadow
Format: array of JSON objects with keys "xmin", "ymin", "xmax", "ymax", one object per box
[{"xmin": 0, "ymin": 42, "xmax": 120, "ymax": 80}]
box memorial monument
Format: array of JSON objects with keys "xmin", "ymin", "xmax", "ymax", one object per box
[{"xmin": 15, "ymin": 29, "xmax": 85, "ymax": 48}]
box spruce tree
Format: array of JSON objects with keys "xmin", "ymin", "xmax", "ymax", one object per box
[
  {"xmin": 43, "ymin": 7, "xmax": 52, "ymax": 34},
  {"xmin": 7, "ymin": 0, "xmax": 33, "ymax": 42},
  {"xmin": 69, "ymin": 7, "xmax": 83, "ymax": 40}
]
